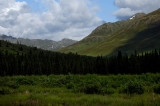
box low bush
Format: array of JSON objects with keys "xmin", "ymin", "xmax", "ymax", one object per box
[
  {"xmin": 6, "ymin": 81, "xmax": 19, "ymax": 89},
  {"xmin": 66, "ymin": 82, "xmax": 75, "ymax": 89},
  {"xmin": 153, "ymin": 83, "xmax": 160, "ymax": 94},
  {"xmin": 119, "ymin": 80, "xmax": 144, "ymax": 94},
  {"xmin": 74, "ymin": 81, "xmax": 102, "ymax": 94},
  {"xmin": 101, "ymin": 88, "xmax": 115, "ymax": 95},
  {"xmin": 0, "ymin": 73, "xmax": 160, "ymax": 95},
  {"xmin": 16, "ymin": 77, "xmax": 34, "ymax": 85},
  {"xmin": 0, "ymin": 87, "xmax": 13, "ymax": 95},
  {"xmin": 84, "ymin": 83, "xmax": 101, "ymax": 94}
]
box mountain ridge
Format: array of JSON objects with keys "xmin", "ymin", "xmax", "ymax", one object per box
[
  {"xmin": 58, "ymin": 9, "xmax": 160, "ymax": 56},
  {"xmin": 0, "ymin": 34, "xmax": 77, "ymax": 51}
]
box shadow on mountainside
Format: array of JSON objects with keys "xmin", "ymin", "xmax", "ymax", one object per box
[{"xmin": 110, "ymin": 21, "xmax": 160, "ymax": 56}]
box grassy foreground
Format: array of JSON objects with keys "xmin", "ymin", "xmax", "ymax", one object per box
[{"xmin": 0, "ymin": 74, "xmax": 160, "ymax": 105}]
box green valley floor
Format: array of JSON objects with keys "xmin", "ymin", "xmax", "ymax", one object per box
[{"xmin": 0, "ymin": 74, "xmax": 160, "ymax": 106}]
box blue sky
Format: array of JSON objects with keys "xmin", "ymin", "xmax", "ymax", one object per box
[
  {"xmin": 16, "ymin": 0, "xmax": 48, "ymax": 13},
  {"xmin": 94, "ymin": 0, "xmax": 118, "ymax": 22},
  {"xmin": 16, "ymin": 0, "xmax": 118, "ymax": 22}
]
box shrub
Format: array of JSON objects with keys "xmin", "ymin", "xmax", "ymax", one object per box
[
  {"xmin": 153, "ymin": 83, "xmax": 160, "ymax": 94},
  {"xmin": 6, "ymin": 81, "xmax": 19, "ymax": 89},
  {"xmin": 0, "ymin": 87, "xmax": 13, "ymax": 95},
  {"xmin": 41, "ymin": 78, "xmax": 64, "ymax": 88},
  {"xmin": 75, "ymin": 81, "xmax": 102, "ymax": 94},
  {"xmin": 17, "ymin": 77, "xmax": 34, "ymax": 85},
  {"xmin": 0, "ymin": 79, "xmax": 19, "ymax": 89},
  {"xmin": 120, "ymin": 80, "xmax": 144, "ymax": 94},
  {"xmin": 84, "ymin": 83, "xmax": 101, "ymax": 94},
  {"xmin": 101, "ymin": 88, "xmax": 115, "ymax": 95},
  {"xmin": 66, "ymin": 82, "xmax": 75, "ymax": 89}
]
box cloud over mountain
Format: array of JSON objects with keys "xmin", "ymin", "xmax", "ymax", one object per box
[
  {"xmin": 113, "ymin": 0, "xmax": 160, "ymax": 20},
  {"xmin": 0, "ymin": 0, "xmax": 103, "ymax": 41}
]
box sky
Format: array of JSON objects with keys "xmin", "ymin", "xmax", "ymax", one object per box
[
  {"xmin": 17, "ymin": 0, "xmax": 118, "ymax": 22},
  {"xmin": 0, "ymin": 0, "xmax": 160, "ymax": 41}
]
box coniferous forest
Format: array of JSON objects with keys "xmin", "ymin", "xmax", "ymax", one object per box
[{"xmin": 0, "ymin": 40, "xmax": 160, "ymax": 76}]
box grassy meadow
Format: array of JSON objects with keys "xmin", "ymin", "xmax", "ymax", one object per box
[{"xmin": 0, "ymin": 73, "xmax": 160, "ymax": 106}]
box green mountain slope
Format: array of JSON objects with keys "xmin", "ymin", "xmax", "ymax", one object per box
[
  {"xmin": 58, "ymin": 9, "xmax": 160, "ymax": 56},
  {"xmin": 58, "ymin": 20, "xmax": 131, "ymax": 55}
]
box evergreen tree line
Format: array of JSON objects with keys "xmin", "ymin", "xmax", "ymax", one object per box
[{"xmin": 0, "ymin": 40, "xmax": 160, "ymax": 76}]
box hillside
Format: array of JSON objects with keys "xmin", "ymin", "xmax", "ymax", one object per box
[
  {"xmin": 58, "ymin": 9, "xmax": 160, "ymax": 56},
  {"xmin": 58, "ymin": 20, "xmax": 131, "ymax": 55},
  {"xmin": 0, "ymin": 35, "xmax": 77, "ymax": 51}
]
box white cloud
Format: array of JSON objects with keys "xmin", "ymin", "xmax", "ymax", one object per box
[
  {"xmin": 113, "ymin": 0, "xmax": 160, "ymax": 20},
  {"xmin": 0, "ymin": 0, "xmax": 103, "ymax": 41}
]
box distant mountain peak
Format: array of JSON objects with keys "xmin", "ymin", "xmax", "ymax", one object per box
[
  {"xmin": 61, "ymin": 38, "xmax": 77, "ymax": 42},
  {"xmin": 61, "ymin": 38, "xmax": 71, "ymax": 41},
  {"xmin": 0, "ymin": 34, "xmax": 16, "ymax": 39},
  {"xmin": 129, "ymin": 13, "xmax": 146, "ymax": 20},
  {"xmin": 0, "ymin": 35, "xmax": 77, "ymax": 51},
  {"xmin": 129, "ymin": 15, "xmax": 135, "ymax": 20}
]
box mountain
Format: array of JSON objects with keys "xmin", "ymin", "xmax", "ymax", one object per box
[
  {"xmin": 129, "ymin": 13, "xmax": 146, "ymax": 20},
  {"xmin": 0, "ymin": 35, "xmax": 77, "ymax": 51},
  {"xmin": 57, "ymin": 20, "xmax": 133, "ymax": 55},
  {"xmin": 58, "ymin": 9, "xmax": 160, "ymax": 56}
]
